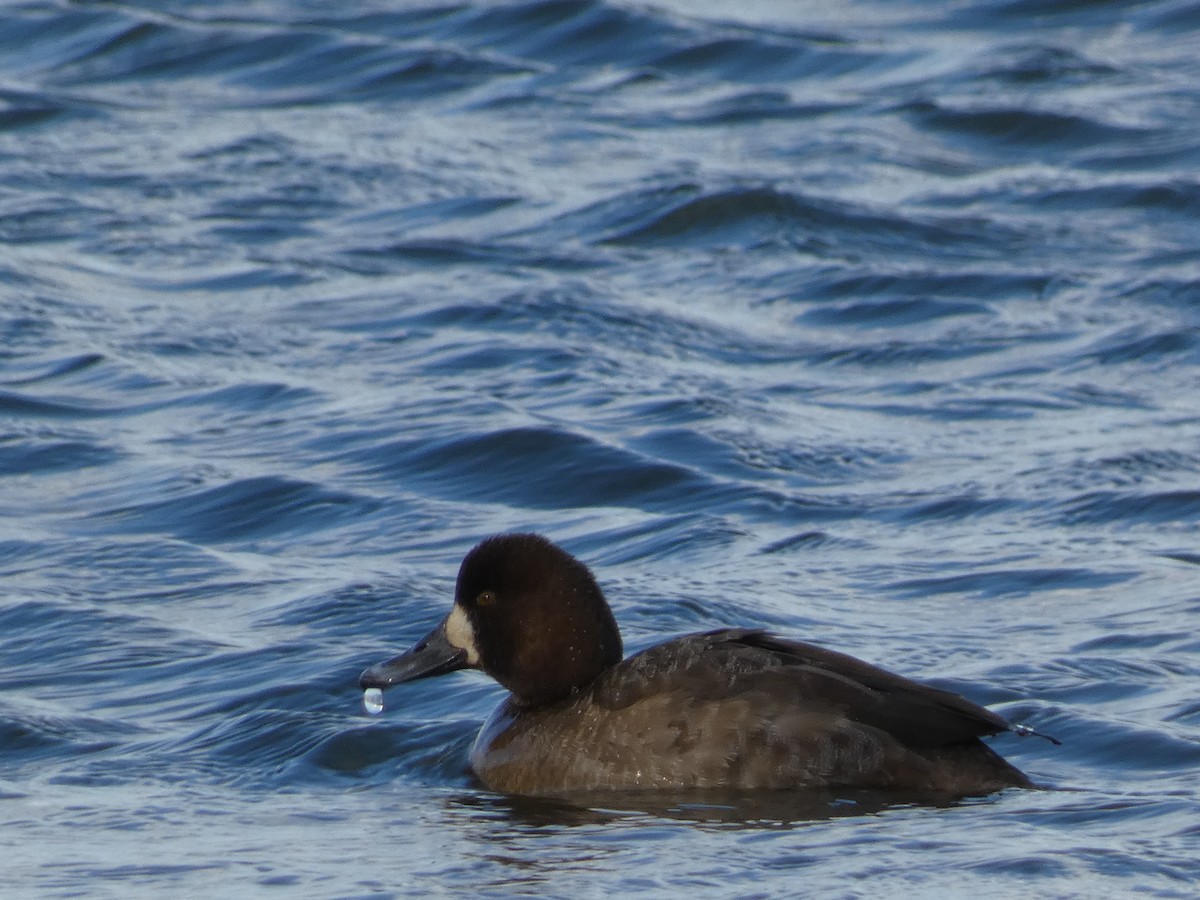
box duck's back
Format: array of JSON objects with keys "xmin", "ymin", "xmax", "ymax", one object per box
[{"xmin": 470, "ymin": 629, "xmax": 1033, "ymax": 796}]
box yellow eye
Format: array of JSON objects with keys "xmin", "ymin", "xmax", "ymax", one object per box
[{"xmin": 476, "ymin": 590, "xmax": 496, "ymax": 607}]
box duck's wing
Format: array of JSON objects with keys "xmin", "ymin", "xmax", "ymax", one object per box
[
  {"xmin": 600, "ymin": 628, "xmax": 1015, "ymax": 749},
  {"xmin": 728, "ymin": 629, "xmax": 1016, "ymax": 746}
]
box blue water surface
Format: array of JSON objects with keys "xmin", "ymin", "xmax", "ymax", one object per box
[{"xmin": 2, "ymin": 0, "xmax": 1200, "ymax": 896}]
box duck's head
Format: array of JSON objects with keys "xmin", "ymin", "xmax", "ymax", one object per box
[{"xmin": 359, "ymin": 533, "xmax": 623, "ymax": 706}]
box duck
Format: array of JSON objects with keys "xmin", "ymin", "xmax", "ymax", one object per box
[{"xmin": 359, "ymin": 533, "xmax": 1052, "ymax": 797}]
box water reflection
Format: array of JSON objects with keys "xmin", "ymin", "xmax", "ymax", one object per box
[{"xmin": 446, "ymin": 786, "xmax": 970, "ymax": 829}]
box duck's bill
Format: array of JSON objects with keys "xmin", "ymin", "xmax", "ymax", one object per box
[{"xmin": 359, "ymin": 617, "xmax": 469, "ymax": 690}]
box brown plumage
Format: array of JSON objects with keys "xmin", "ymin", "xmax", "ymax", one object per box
[{"xmin": 360, "ymin": 534, "xmax": 1049, "ymax": 797}]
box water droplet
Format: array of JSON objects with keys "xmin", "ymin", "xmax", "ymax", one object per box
[{"xmin": 362, "ymin": 687, "xmax": 384, "ymax": 715}]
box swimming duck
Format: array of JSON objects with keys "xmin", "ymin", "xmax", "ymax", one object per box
[{"xmin": 359, "ymin": 533, "xmax": 1049, "ymax": 796}]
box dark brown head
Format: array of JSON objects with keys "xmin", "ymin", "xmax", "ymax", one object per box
[{"xmin": 359, "ymin": 534, "xmax": 624, "ymax": 706}]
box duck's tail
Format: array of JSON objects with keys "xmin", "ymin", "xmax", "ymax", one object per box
[{"xmin": 1012, "ymin": 722, "xmax": 1061, "ymax": 746}]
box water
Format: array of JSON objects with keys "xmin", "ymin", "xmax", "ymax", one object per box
[
  {"xmin": 2, "ymin": 0, "xmax": 1199, "ymax": 895},
  {"xmin": 363, "ymin": 687, "xmax": 384, "ymax": 715}
]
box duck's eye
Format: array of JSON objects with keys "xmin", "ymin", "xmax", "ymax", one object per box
[{"xmin": 476, "ymin": 590, "xmax": 496, "ymax": 607}]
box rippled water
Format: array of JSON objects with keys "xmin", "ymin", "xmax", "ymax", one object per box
[{"xmin": 3, "ymin": 0, "xmax": 1200, "ymax": 895}]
